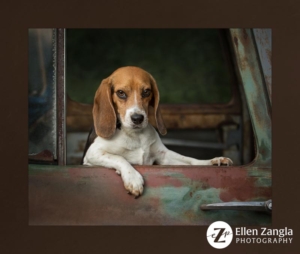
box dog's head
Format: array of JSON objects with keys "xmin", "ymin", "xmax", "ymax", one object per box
[{"xmin": 93, "ymin": 66, "xmax": 167, "ymax": 138}]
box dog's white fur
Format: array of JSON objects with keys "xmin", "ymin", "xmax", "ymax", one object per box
[{"xmin": 83, "ymin": 67, "xmax": 232, "ymax": 197}]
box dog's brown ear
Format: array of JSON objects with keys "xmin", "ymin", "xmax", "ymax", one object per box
[
  {"xmin": 149, "ymin": 74, "xmax": 167, "ymax": 135},
  {"xmin": 93, "ymin": 78, "xmax": 116, "ymax": 138}
]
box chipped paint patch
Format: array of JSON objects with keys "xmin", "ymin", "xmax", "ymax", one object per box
[{"xmin": 29, "ymin": 165, "xmax": 271, "ymax": 225}]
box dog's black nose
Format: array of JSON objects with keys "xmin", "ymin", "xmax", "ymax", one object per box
[{"xmin": 131, "ymin": 114, "xmax": 144, "ymax": 124}]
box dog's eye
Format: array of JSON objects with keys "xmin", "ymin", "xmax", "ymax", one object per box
[
  {"xmin": 142, "ymin": 89, "xmax": 151, "ymax": 98},
  {"xmin": 116, "ymin": 90, "xmax": 127, "ymax": 99}
]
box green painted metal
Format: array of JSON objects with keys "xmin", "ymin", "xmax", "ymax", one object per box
[
  {"xmin": 253, "ymin": 29, "xmax": 272, "ymax": 104},
  {"xmin": 29, "ymin": 164, "xmax": 271, "ymax": 225},
  {"xmin": 230, "ymin": 29, "xmax": 272, "ymax": 168}
]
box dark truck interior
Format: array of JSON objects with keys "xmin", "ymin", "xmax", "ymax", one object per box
[{"xmin": 63, "ymin": 29, "xmax": 254, "ymax": 166}]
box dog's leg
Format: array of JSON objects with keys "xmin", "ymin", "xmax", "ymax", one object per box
[
  {"xmin": 151, "ymin": 129, "xmax": 233, "ymax": 166},
  {"xmin": 84, "ymin": 153, "xmax": 144, "ymax": 197},
  {"xmin": 155, "ymin": 148, "xmax": 233, "ymax": 166}
]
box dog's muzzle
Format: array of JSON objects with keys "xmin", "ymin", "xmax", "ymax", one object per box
[{"xmin": 131, "ymin": 113, "xmax": 144, "ymax": 125}]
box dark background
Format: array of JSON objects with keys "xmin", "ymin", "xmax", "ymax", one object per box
[
  {"xmin": 66, "ymin": 29, "xmax": 231, "ymax": 104},
  {"xmin": 1, "ymin": 0, "xmax": 300, "ymax": 254}
]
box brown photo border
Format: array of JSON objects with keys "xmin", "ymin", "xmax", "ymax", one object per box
[{"xmin": 1, "ymin": 0, "xmax": 300, "ymax": 253}]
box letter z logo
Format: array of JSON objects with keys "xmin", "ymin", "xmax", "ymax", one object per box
[
  {"xmin": 207, "ymin": 221, "xmax": 233, "ymax": 249},
  {"xmin": 213, "ymin": 228, "xmax": 226, "ymax": 243}
]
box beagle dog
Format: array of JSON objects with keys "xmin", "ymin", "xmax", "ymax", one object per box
[{"xmin": 83, "ymin": 66, "xmax": 233, "ymax": 197}]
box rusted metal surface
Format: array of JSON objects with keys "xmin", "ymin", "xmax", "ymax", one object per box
[
  {"xmin": 28, "ymin": 150, "xmax": 55, "ymax": 162},
  {"xmin": 160, "ymin": 100, "xmax": 241, "ymax": 115},
  {"xmin": 156, "ymin": 97, "xmax": 241, "ymax": 129},
  {"xmin": 56, "ymin": 28, "xmax": 66, "ymax": 165},
  {"xmin": 150, "ymin": 112, "xmax": 237, "ymax": 130},
  {"xmin": 29, "ymin": 164, "xmax": 271, "ymax": 225},
  {"xmin": 66, "ymin": 132, "xmax": 89, "ymax": 164},
  {"xmin": 66, "ymin": 100, "xmax": 240, "ymax": 132},
  {"xmin": 28, "ymin": 29, "xmax": 57, "ymax": 159},
  {"xmin": 66, "ymin": 96, "xmax": 93, "ymax": 132},
  {"xmin": 253, "ymin": 29, "xmax": 272, "ymax": 104},
  {"xmin": 230, "ymin": 29, "xmax": 272, "ymax": 168}
]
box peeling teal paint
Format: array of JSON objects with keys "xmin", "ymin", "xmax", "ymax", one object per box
[{"xmin": 230, "ymin": 29, "xmax": 272, "ymax": 168}]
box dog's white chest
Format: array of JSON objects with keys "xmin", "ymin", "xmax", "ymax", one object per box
[
  {"xmin": 120, "ymin": 131, "xmax": 155, "ymax": 165},
  {"xmin": 88, "ymin": 126, "xmax": 157, "ymax": 166},
  {"xmin": 123, "ymin": 146, "xmax": 153, "ymax": 165}
]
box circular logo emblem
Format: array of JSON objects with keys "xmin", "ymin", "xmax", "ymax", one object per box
[{"xmin": 206, "ymin": 221, "xmax": 233, "ymax": 249}]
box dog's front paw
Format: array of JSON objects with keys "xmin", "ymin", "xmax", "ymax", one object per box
[
  {"xmin": 210, "ymin": 157, "xmax": 233, "ymax": 166},
  {"xmin": 121, "ymin": 168, "xmax": 144, "ymax": 197}
]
